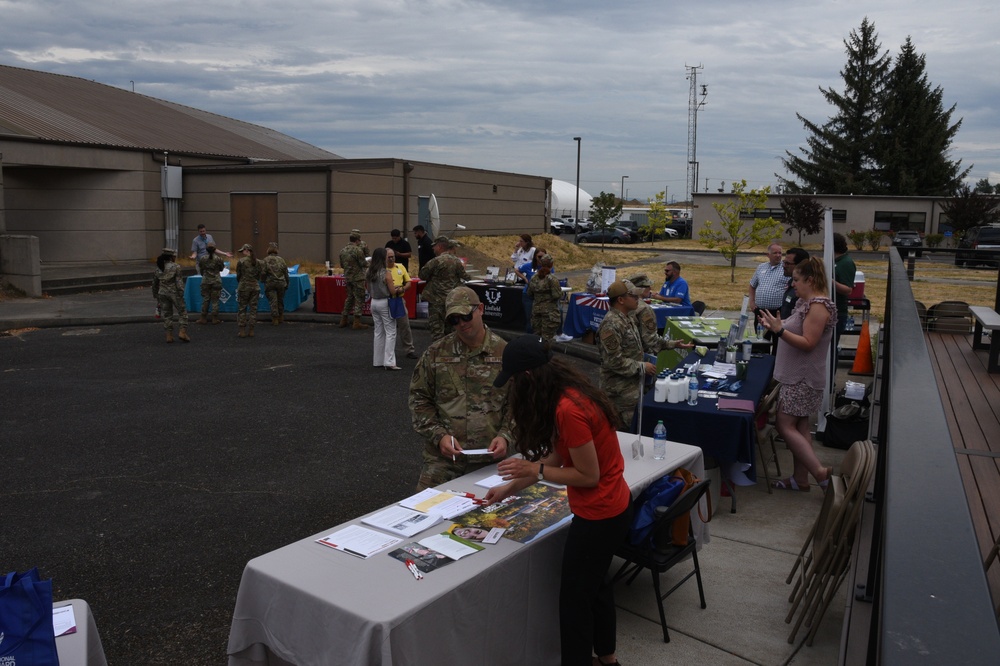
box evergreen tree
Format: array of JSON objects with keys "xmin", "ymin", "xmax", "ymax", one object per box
[
  {"xmin": 974, "ymin": 178, "xmax": 1000, "ymax": 195},
  {"xmin": 779, "ymin": 17, "xmax": 890, "ymax": 195},
  {"xmin": 877, "ymin": 37, "xmax": 968, "ymax": 195}
]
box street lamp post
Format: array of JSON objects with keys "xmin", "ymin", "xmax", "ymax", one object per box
[
  {"xmin": 621, "ymin": 175, "xmax": 629, "ymax": 205},
  {"xmin": 573, "ymin": 137, "xmax": 581, "ymax": 238}
]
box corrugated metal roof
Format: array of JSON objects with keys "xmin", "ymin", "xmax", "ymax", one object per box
[{"xmin": 0, "ymin": 64, "xmax": 341, "ymax": 161}]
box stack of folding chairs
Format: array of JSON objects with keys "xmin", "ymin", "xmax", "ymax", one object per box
[{"xmin": 784, "ymin": 439, "xmax": 876, "ymax": 645}]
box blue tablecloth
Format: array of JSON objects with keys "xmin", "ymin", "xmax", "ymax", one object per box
[
  {"xmin": 633, "ymin": 350, "xmax": 775, "ymax": 482},
  {"xmin": 183, "ymin": 273, "xmax": 311, "ymax": 314},
  {"xmin": 563, "ymin": 293, "xmax": 695, "ymax": 338}
]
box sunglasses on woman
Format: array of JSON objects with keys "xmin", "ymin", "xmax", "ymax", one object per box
[{"xmin": 446, "ymin": 311, "xmax": 475, "ymax": 326}]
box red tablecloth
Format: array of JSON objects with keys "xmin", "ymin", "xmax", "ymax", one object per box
[{"xmin": 314, "ymin": 275, "xmax": 421, "ymax": 318}]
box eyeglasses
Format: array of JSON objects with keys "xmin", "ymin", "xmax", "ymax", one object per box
[
  {"xmin": 446, "ymin": 311, "xmax": 475, "ymax": 326},
  {"xmin": 781, "ymin": 260, "xmax": 795, "ymax": 266}
]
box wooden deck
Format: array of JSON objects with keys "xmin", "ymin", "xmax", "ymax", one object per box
[{"xmin": 927, "ymin": 331, "xmax": 1000, "ymax": 612}]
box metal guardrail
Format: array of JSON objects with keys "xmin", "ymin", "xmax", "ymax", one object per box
[{"xmin": 860, "ymin": 249, "xmax": 1000, "ymax": 663}]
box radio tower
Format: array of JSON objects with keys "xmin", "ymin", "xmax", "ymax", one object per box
[{"xmin": 685, "ymin": 64, "xmax": 707, "ymax": 205}]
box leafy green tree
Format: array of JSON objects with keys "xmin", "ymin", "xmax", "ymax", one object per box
[
  {"xmin": 974, "ymin": 178, "xmax": 1000, "ymax": 194},
  {"xmin": 779, "ymin": 195, "xmax": 824, "ymax": 245},
  {"xmin": 877, "ymin": 37, "xmax": 968, "ymax": 195},
  {"xmin": 940, "ymin": 185, "xmax": 1000, "ymax": 236},
  {"xmin": 699, "ymin": 180, "xmax": 783, "ymax": 282},
  {"xmin": 641, "ymin": 190, "xmax": 669, "ymax": 244},
  {"xmin": 587, "ymin": 191, "xmax": 623, "ymax": 251},
  {"xmin": 779, "ymin": 18, "xmax": 890, "ymax": 195}
]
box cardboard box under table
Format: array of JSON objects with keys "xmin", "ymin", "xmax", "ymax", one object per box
[{"xmin": 227, "ymin": 434, "xmax": 706, "ymax": 666}]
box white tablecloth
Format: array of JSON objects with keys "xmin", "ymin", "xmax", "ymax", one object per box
[
  {"xmin": 227, "ymin": 434, "xmax": 705, "ymax": 666},
  {"xmin": 54, "ymin": 599, "xmax": 108, "ymax": 666}
]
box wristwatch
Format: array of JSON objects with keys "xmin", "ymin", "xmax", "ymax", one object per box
[{"xmin": 537, "ymin": 464, "xmax": 545, "ymax": 481}]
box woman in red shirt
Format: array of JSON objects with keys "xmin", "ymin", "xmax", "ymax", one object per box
[{"xmin": 489, "ymin": 335, "xmax": 632, "ymax": 666}]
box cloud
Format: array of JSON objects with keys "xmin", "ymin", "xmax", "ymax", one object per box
[{"xmin": 2, "ymin": 0, "xmax": 998, "ymax": 197}]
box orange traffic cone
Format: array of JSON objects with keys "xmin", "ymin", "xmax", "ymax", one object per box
[{"xmin": 850, "ymin": 318, "xmax": 874, "ymax": 375}]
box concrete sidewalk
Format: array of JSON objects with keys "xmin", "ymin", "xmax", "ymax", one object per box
[{"xmin": 1, "ymin": 286, "xmax": 845, "ymax": 665}]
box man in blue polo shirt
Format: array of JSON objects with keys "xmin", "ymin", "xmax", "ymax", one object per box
[{"xmin": 651, "ymin": 261, "xmax": 691, "ymax": 308}]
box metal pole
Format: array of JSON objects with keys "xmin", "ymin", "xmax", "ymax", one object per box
[
  {"xmin": 621, "ymin": 175, "xmax": 628, "ymax": 205},
  {"xmin": 573, "ymin": 137, "xmax": 581, "ymax": 239}
]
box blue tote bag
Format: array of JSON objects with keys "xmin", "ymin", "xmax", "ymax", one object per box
[{"xmin": 0, "ymin": 569, "xmax": 60, "ymax": 666}]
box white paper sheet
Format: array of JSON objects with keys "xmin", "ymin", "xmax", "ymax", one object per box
[
  {"xmin": 316, "ymin": 525, "xmax": 403, "ymax": 558},
  {"xmin": 53, "ymin": 604, "xmax": 77, "ymax": 637},
  {"xmin": 398, "ymin": 489, "xmax": 477, "ymax": 519},
  {"xmin": 360, "ymin": 506, "xmax": 441, "ymax": 537}
]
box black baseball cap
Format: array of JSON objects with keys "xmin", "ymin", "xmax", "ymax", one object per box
[{"xmin": 493, "ymin": 334, "xmax": 553, "ymax": 388}]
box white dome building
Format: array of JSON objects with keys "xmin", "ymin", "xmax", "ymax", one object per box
[{"xmin": 550, "ymin": 179, "xmax": 593, "ymax": 219}]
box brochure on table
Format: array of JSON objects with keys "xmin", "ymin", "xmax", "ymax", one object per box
[{"xmin": 452, "ymin": 483, "xmax": 572, "ymax": 544}]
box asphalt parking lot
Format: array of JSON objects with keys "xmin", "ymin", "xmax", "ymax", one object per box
[{"xmin": 2, "ymin": 321, "xmax": 441, "ymax": 664}]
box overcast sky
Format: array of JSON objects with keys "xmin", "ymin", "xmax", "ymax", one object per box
[{"xmin": 3, "ymin": 0, "xmax": 998, "ymax": 202}]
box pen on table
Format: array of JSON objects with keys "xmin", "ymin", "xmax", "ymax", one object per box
[
  {"xmin": 444, "ymin": 489, "xmax": 487, "ymax": 505},
  {"xmin": 405, "ymin": 559, "xmax": 424, "ymax": 580},
  {"xmin": 451, "ymin": 435, "xmax": 457, "ymax": 462}
]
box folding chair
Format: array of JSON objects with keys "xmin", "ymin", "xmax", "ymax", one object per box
[
  {"xmin": 754, "ymin": 381, "xmax": 782, "ymax": 492},
  {"xmin": 612, "ymin": 479, "xmax": 712, "ymax": 643}
]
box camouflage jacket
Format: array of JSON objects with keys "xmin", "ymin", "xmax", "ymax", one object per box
[
  {"xmin": 632, "ymin": 299, "xmax": 670, "ymax": 354},
  {"xmin": 418, "ymin": 254, "xmax": 470, "ymax": 304},
  {"xmin": 199, "ymin": 254, "xmax": 226, "ymax": 286},
  {"xmin": 409, "ymin": 327, "xmax": 513, "ymax": 452},
  {"xmin": 527, "ymin": 272, "xmax": 562, "ymax": 309},
  {"xmin": 597, "ymin": 307, "xmax": 646, "ymax": 386},
  {"xmin": 340, "ymin": 244, "xmax": 367, "ymax": 283},
  {"xmin": 152, "ymin": 261, "xmax": 183, "ymax": 299},
  {"xmin": 262, "ymin": 254, "xmax": 289, "ymax": 286},
  {"xmin": 236, "ymin": 256, "xmax": 263, "ymax": 288}
]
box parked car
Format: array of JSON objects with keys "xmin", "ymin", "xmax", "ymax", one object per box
[
  {"xmin": 955, "ymin": 224, "xmax": 1000, "ymax": 268},
  {"xmin": 891, "ymin": 230, "xmax": 923, "ymax": 257},
  {"xmin": 616, "ymin": 219, "xmax": 679, "ymax": 241},
  {"xmin": 576, "ymin": 227, "xmax": 633, "ymax": 244},
  {"xmin": 614, "ymin": 226, "xmax": 641, "ymax": 243},
  {"xmin": 549, "ymin": 219, "xmax": 570, "ymax": 235}
]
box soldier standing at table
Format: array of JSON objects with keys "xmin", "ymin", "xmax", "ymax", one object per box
[
  {"xmin": 152, "ymin": 247, "xmax": 190, "ymax": 343},
  {"xmin": 409, "ymin": 287, "xmax": 512, "ymax": 489},
  {"xmin": 339, "ymin": 233, "xmax": 369, "ymax": 329},
  {"xmin": 236, "ymin": 243, "xmax": 263, "ymax": 338},
  {"xmin": 597, "ymin": 280, "xmax": 655, "ymax": 429},
  {"xmin": 526, "ymin": 254, "xmax": 563, "ymax": 344},
  {"xmin": 262, "ymin": 242, "xmax": 290, "ymax": 325},
  {"xmin": 352, "ymin": 228, "xmax": 370, "ymax": 257},
  {"xmin": 419, "ymin": 236, "xmax": 470, "ymax": 340},
  {"xmin": 197, "ymin": 242, "xmax": 225, "ymax": 325},
  {"xmin": 626, "ymin": 273, "xmax": 693, "ymax": 356}
]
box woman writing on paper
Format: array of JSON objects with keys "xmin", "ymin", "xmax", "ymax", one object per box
[
  {"xmin": 758, "ymin": 257, "xmax": 836, "ymax": 492},
  {"xmin": 488, "ymin": 335, "xmax": 631, "ymax": 666}
]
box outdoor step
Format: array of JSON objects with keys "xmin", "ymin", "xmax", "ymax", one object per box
[{"xmin": 42, "ymin": 278, "xmax": 153, "ymax": 296}]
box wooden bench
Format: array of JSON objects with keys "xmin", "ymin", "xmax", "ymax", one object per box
[{"xmin": 969, "ymin": 305, "xmax": 1000, "ymax": 373}]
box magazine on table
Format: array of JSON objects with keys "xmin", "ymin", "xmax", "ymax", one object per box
[
  {"xmin": 451, "ymin": 483, "xmax": 572, "ymax": 544},
  {"xmin": 361, "ymin": 505, "xmax": 441, "ymax": 537}
]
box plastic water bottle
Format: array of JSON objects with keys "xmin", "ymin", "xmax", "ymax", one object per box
[
  {"xmin": 653, "ymin": 420, "xmax": 667, "ymax": 460},
  {"xmin": 846, "ymin": 315, "xmax": 855, "ymax": 331},
  {"xmin": 687, "ymin": 373, "xmax": 699, "ymax": 406},
  {"xmin": 756, "ymin": 322, "xmax": 764, "ymax": 340}
]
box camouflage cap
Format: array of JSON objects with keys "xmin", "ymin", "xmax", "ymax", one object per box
[
  {"xmin": 433, "ymin": 235, "xmax": 452, "ymax": 246},
  {"xmin": 445, "ymin": 286, "xmax": 481, "ymax": 318},
  {"xmin": 627, "ymin": 273, "xmax": 651, "ymax": 288},
  {"xmin": 607, "ymin": 280, "xmax": 640, "ymax": 299},
  {"xmin": 351, "ymin": 228, "xmax": 362, "ymax": 235},
  {"xmin": 267, "ymin": 242, "xmax": 279, "ymax": 254},
  {"xmin": 238, "ymin": 243, "xmax": 254, "ymax": 252},
  {"xmin": 537, "ymin": 254, "xmax": 554, "ymax": 267},
  {"xmin": 161, "ymin": 247, "xmax": 177, "ymax": 256},
  {"xmin": 206, "ymin": 241, "xmax": 216, "ymax": 249}
]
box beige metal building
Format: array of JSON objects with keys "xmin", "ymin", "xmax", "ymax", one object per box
[{"xmin": 0, "ymin": 64, "xmax": 550, "ymax": 295}]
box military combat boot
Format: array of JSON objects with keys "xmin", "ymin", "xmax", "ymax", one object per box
[
  {"xmin": 248, "ymin": 324, "xmax": 255, "ymax": 337},
  {"xmin": 339, "ymin": 316, "xmax": 350, "ymax": 328},
  {"xmin": 166, "ymin": 329, "xmax": 174, "ymax": 343},
  {"xmin": 211, "ymin": 315, "xmax": 222, "ymax": 324},
  {"xmin": 352, "ymin": 318, "xmax": 368, "ymax": 330},
  {"xmin": 196, "ymin": 315, "xmax": 208, "ymax": 325},
  {"xmin": 278, "ymin": 314, "xmax": 284, "ymax": 324},
  {"xmin": 178, "ymin": 328, "xmax": 191, "ymax": 342},
  {"xmin": 272, "ymin": 314, "xmax": 279, "ymax": 326},
  {"xmin": 238, "ymin": 325, "xmax": 247, "ymax": 338}
]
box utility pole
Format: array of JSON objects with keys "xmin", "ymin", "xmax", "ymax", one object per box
[{"xmin": 685, "ymin": 64, "xmax": 707, "ymax": 206}]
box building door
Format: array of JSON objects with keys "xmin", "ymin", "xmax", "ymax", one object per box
[{"xmin": 231, "ymin": 193, "xmax": 278, "ymax": 255}]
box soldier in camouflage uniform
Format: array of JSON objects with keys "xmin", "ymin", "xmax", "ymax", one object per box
[
  {"xmin": 597, "ymin": 280, "xmax": 656, "ymax": 429},
  {"xmin": 626, "ymin": 273, "xmax": 694, "ymax": 356},
  {"xmin": 152, "ymin": 247, "xmax": 190, "ymax": 343},
  {"xmin": 235, "ymin": 243, "xmax": 263, "ymax": 338},
  {"xmin": 339, "ymin": 234, "xmax": 369, "ymax": 329},
  {"xmin": 351, "ymin": 228, "xmax": 370, "ymax": 257},
  {"xmin": 418, "ymin": 236, "xmax": 470, "ymax": 340},
  {"xmin": 262, "ymin": 242, "xmax": 290, "ymax": 325},
  {"xmin": 197, "ymin": 242, "xmax": 226, "ymax": 324},
  {"xmin": 526, "ymin": 254, "xmax": 563, "ymax": 344},
  {"xmin": 409, "ymin": 287, "xmax": 512, "ymax": 490}
]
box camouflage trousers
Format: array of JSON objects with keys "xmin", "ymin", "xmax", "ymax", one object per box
[
  {"xmin": 200, "ymin": 281, "xmax": 222, "ymax": 317},
  {"xmin": 603, "ymin": 380, "xmax": 641, "ymax": 433},
  {"xmin": 343, "ymin": 280, "xmax": 366, "ymax": 317},
  {"xmin": 416, "ymin": 447, "xmax": 495, "ymax": 491},
  {"xmin": 158, "ymin": 292, "xmax": 188, "ymax": 331},
  {"xmin": 427, "ymin": 301, "xmax": 454, "ymax": 340},
  {"xmin": 531, "ymin": 307, "xmax": 562, "ymax": 345},
  {"xmin": 265, "ymin": 281, "xmax": 287, "ymax": 317},
  {"xmin": 236, "ymin": 285, "xmax": 259, "ymax": 327}
]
